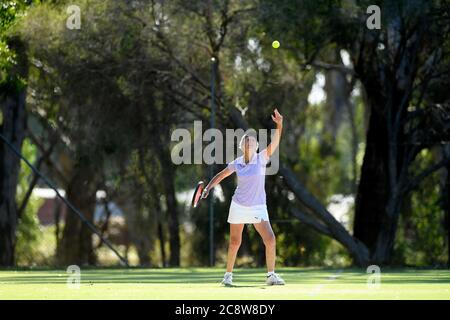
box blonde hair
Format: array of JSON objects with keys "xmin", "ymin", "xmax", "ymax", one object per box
[{"xmin": 239, "ymin": 132, "xmax": 259, "ymax": 151}]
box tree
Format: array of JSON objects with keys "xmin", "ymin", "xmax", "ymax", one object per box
[
  {"xmin": 0, "ymin": 0, "xmax": 35, "ymax": 266},
  {"xmin": 17, "ymin": 1, "xmax": 141, "ymax": 264},
  {"xmin": 17, "ymin": 0, "xmax": 189, "ymax": 265},
  {"xmin": 11, "ymin": 0, "xmax": 449, "ymax": 267},
  {"xmin": 257, "ymin": 0, "xmax": 450, "ymax": 264},
  {"xmin": 145, "ymin": 0, "xmax": 371, "ymax": 265}
]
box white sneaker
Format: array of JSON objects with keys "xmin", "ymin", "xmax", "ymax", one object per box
[
  {"xmin": 221, "ymin": 273, "xmax": 233, "ymax": 286},
  {"xmin": 266, "ymin": 273, "xmax": 285, "ymax": 285}
]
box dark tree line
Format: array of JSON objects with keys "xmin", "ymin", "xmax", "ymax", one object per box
[{"xmin": 1, "ymin": 0, "xmax": 449, "ymax": 267}]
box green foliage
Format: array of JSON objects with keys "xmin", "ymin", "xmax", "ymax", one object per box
[
  {"xmin": 15, "ymin": 202, "xmax": 42, "ymax": 266},
  {"xmin": 14, "ymin": 138, "xmax": 50, "ymax": 266},
  {"xmin": 394, "ymin": 149, "xmax": 447, "ymax": 266},
  {"xmin": 0, "ymin": 0, "xmax": 37, "ymax": 85},
  {"xmin": 8, "ymin": 0, "xmax": 449, "ymax": 268},
  {"xmin": 0, "ymin": 38, "xmax": 14, "ymax": 83}
]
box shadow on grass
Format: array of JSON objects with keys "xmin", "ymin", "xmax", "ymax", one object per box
[{"xmin": 225, "ymin": 285, "xmax": 268, "ymax": 289}]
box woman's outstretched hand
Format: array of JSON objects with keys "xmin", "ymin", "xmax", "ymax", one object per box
[{"xmin": 271, "ymin": 108, "xmax": 283, "ymax": 126}]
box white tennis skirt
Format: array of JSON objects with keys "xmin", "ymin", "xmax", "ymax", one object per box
[{"xmin": 227, "ymin": 200, "xmax": 270, "ymax": 224}]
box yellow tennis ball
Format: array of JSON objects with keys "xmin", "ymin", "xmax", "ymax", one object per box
[{"xmin": 272, "ymin": 40, "xmax": 280, "ymax": 49}]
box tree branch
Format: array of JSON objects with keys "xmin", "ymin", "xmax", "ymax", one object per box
[
  {"xmin": 311, "ymin": 61, "xmax": 356, "ymax": 76},
  {"xmin": 290, "ymin": 207, "xmax": 331, "ymax": 236},
  {"xmin": 402, "ymin": 156, "xmax": 450, "ymax": 195},
  {"xmin": 27, "ymin": 130, "xmax": 69, "ymax": 185}
]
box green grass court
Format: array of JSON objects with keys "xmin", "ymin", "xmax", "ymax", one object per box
[{"xmin": 1, "ymin": 268, "xmax": 450, "ymax": 300}]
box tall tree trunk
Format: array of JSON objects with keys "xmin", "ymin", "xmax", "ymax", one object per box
[
  {"xmin": 135, "ymin": 238, "xmax": 152, "ymax": 266},
  {"xmin": 346, "ymin": 99, "xmax": 359, "ymax": 194},
  {"xmin": 161, "ymin": 153, "xmax": 180, "ymax": 267},
  {"xmin": 372, "ymin": 192, "xmax": 402, "ymax": 264},
  {"xmin": 323, "ymin": 50, "xmax": 350, "ymax": 145},
  {"xmin": 353, "ymin": 105, "xmax": 389, "ymax": 252},
  {"xmin": 57, "ymin": 162, "xmax": 97, "ymax": 265},
  {"xmin": 126, "ymin": 204, "xmax": 155, "ymax": 267},
  {"xmin": 157, "ymin": 221, "xmax": 167, "ymax": 267},
  {"xmin": 138, "ymin": 147, "xmax": 167, "ymax": 267},
  {"xmin": 0, "ymin": 37, "xmax": 28, "ymax": 266},
  {"xmin": 0, "ymin": 95, "xmax": 27, "ymax": 266}
]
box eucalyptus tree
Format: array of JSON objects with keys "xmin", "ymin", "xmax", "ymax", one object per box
[{"xmin": 257, "ymin": 0, "xmax": 450, "ymax": 264}]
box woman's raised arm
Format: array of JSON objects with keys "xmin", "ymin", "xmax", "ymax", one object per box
[{"xmin": 263, "ymin": 108, "xmax": 283, "ymax": 160}]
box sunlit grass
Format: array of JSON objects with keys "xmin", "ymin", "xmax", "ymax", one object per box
[{"xmin": 0, "ymin": 267, "xmax": 449, "ymax": 300}]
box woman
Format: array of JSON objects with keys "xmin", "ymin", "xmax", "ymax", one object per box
[{"xmin": 202, "ymin": 109, "xmax": 285, "ymax": 286}]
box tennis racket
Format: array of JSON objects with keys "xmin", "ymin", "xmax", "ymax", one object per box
[{"xmin": 191, "ymin": 181, "xmax": 205, "ymax": 208}]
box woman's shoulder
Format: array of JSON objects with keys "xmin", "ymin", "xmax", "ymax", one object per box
[
  {"xmin": 257, "ymin": 150, "xmax": 270, "ymax": 163},
  {"xmin": 235, "ymin": 155, "xmax": 244, "ymax": 162},
  {"xmin": 228, "ymin": 155, "xmax": 243, "ymax": 165}
]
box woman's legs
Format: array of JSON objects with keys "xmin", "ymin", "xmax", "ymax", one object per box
[
  {"xmin": 253, "ymin": 221, "xmax": 276, "ymax": 272},
  {"xmin": 226, "ymin": 223, "xmax": 245, "ymax": 272}
]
